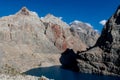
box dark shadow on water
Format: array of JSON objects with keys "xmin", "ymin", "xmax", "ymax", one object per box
[{"xmin": 23, "ymin": 65, "xmax": 120, "ymax": 80}]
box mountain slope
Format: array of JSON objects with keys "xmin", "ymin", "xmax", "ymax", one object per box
[
  {"xmin": 60, "ymin": 5, "xmax": 120, "ymax": 76},
  {"xmin": 70, "ymin": 20, "xmax": 99, "ymax": 47},
  {"xmin": 0, "ymin": 7, "xmax": 61, "ymax": 73},
  {"xmin": 0, "ymin": 7, "xmax": 92, "ymax": 73}
]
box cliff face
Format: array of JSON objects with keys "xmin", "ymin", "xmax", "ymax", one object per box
[
  {"xmin": 96, "ymin": 6, "xmax": 120, "ymax": 52},
  {"xmin": 70, "ymin": 20, "xmax": 99, "ymax": 48},
  {"xmin": 60, "ymin": 5, "xmax": 120, "ymax": 76},
  {"xmin": 41, "ymin": 14, "xmax": 87, "ymax": 51},
  {"xmin": 0, "ymin": 7, "xmax": 61, "ymax": 73},
  {"xmin": 0, "ymin": 7, "xmax": 95, "ymax": 73}
]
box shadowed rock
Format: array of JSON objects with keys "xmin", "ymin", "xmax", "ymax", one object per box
[
  {"xmin": 60, "ymin": 5, "xmax": 120, "ymax": 76},
  {"xmin": 59, "ymin": 48, "xmax": 79, "ymax": 72}
]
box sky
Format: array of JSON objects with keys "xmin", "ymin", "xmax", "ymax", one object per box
[{"xmin": 0, "ymin": 0, "xmax": 119, "ymax": 32}]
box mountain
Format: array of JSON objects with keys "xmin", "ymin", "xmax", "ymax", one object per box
[
  {"xmin": 70, "ymin": 20, "xmax": 99, "ymax": 47},
  {"xmin": 0, "ymin": 7, "xmax": 99, "ymax": 74},
  {"xmin": 41, "ymin": 14, "xmax": 87, "ymax": 51},
  {"xmin": 60, "ymin": 5, "xmax": 120, "ymax": 76},
  {"xmin": 0, "ymin": 7, "xmax": 60, "ymax": 74}
]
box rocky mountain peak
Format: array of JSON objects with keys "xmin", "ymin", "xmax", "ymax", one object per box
[
  {"xmin": 95, "ymin": 5, "xmax": 120, "ymax": 52},
  {"xmin": 41, "ymin": 14, "xmax": 69, "ymax": 28},
  {"xmin": 16, "ymin": 7, "xmax": 39, "ymax": 17},
  {"xmin": 70, "ymin": 20, "xmax": 99, "ymax": 47},
  {"xmin": 18, "ymin": 7, "xmax": 30, "ymax": 15},
  {"xmin": 114, "ymin": 5, "xmax": 120, "ymax": 25},
  {"xmin": 45, "ymin": 13, "xmax": 54, "ymax": 18},
  {"xmin": 60, "ymin": 5, "xmax": 120, "ymax": 76}
]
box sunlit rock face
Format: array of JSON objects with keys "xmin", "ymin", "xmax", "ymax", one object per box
[
  {"xmin": 70, "ymin": 20, "xmax": 99, "ymax": 48},
  {"xmin": 0, "ymin": 7, "xmax": 61, "ymax": 73},
  {"xmin": 0, "ymin": 7, "xmax": 91, "ymax": 74}
]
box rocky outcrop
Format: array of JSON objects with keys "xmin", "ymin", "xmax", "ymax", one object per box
[
  {"xmin": 0, "ymin": 7, "xmax": 61, "ymax": 73},
  {"xmin": 0, "ymin": 74, "xmax": 39, "ymax": 80},
  {"xmin": 60, "ymin": 5, "xmax": 120, "ymax": 76},
  {"xmin": 0, "ymin": 6, "xmax": 101, "ymax": 75},
  {"xmin": 70, "ymin": 20, "xmax": 99, "ymax": 47},
  {"xmin": 0, "ymin": 74, "xmax": 52, "ymax": 80},
  {"xmin": 41, "ymin": 15, "xmax": 87, "ymax": 51},
  {"xmin": 0, "ymin": 7, "xmax": 90, "ymax": 74}
]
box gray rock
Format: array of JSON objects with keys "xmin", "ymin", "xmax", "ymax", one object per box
[
  {"xmin": 70, "ymin": 20, "xmax": 99, "ymax": 48},
  {"xmin": 0, "ymin": 7, "xmax": 61, "ymax": 74},
  {"xmin": 77, "ymin": 5, "xmax": 120, "ymax": 76},
  {"xmin": 41, "ymin": 16, "xmax": 87, "ymax": 52},
  {"xmin": 60, "ymin": 5, "xmax": 120, "ymax": 76},
  {"xmin": 0, "ymin": 6, "xmax": 88, "ymax": 74}
]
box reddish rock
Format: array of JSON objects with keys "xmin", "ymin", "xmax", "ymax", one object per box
[{"xmin": 51, "ymin": 24, "xmax": 62, "ymax": 38}]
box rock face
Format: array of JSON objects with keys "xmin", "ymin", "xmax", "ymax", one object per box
[
  {"xmin": 0, "ymin": 7, "xmax": 93, "ymax": 74},
  {"xmin": 41, "ymin": 14, "xmax": 87, "ymax": 51},
  {"xmin": 70, "ymin": 20, "xmax": 99, "ymax": 47},
  {"xmin": 0, "ymin": 74, "xmax": 52, "ymax": 80},
  {"xmin": 0, "ymin": 74, "xmax": 39, "ymax": 80},
  {"xmin": 60, "ymin": 5, "xmax": 120, "ymax": 76},
  {"xmin": 0, "ymin": 7, "xmax": 61, "ymax": 73}
]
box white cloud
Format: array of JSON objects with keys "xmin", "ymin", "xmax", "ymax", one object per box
[
  {"xmin": 74, "ymin": 20, "xmax": 82, "ymax": 24},
  {"xmin": 69, "ymin": 20, "xmax": 93, "ymax": 28},
  {"xmin": 40, "ymin": 17, "xmax": 44, "ymax": 19},
  {"xmin": 59, "ymin": 17, "xmax": 63, "ymax": 20},
  {"xmin": 94, "ymin": 29, "xmax": 101, "ymax": 34},
  {"xmin": 69, "ymin": 20, "xmax": 82, "ymax": 25},
  {"xmin": 85, "ymin": 23, "xmax": 93, "ymax": 28},
  {"xmin": 31, "ymin": 11, "xmax": 39, "ymax": 17},
  {"xmin": 99, "ymin": 20, "xmax": 107, "ymax": 26},
  {"xmin": 95, "ymin": 29, "xmax": 99, "ymax": 32}
]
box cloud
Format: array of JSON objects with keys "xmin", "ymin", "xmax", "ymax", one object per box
[
  {"xmin": 31, "ymin": 11, "xmax": 39, "ymax": 17},
  {"xmin": 73, "ymin": 20, "xmax": 82, "ymax": 24},
  {"xmin": 40, "ymin": 17, "xmax": 44, "ymax": 19},
  {"xmin": 85, "ymin": 23, "xmax": 93, "ymax": 28},
  {"xmin": 99, "ymin": 20, "xmax": 107, "ymax": 26},
  {"xmin": 95, "ymin": 29, "xmax": 99, "ymax": 32},
  {"xmin": 69, "ymin": 20, "xmax": 93, "ymax": 28},
  {"xmin": 58, "ymin": 17, "xmax": 63, "ymax": 20}
]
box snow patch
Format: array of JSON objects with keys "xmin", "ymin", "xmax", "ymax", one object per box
[{"xmin": 85, "ymin": 23, "xmax": 93, "ymax": 28}]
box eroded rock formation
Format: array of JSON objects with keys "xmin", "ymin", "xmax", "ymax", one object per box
[
  {"xmin": 70, "ymin": 20, "xmax": 99, "ymax": 47},
  {"xmin": 0, "ymin": 7, "xmax": 98, "ymax": 74},
  {"xmin": 60, "ymin": 5, "xmax": 120, "ymax": 76}
]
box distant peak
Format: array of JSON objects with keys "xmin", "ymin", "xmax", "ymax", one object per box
[
  {"xmin": 19, "ymin": 6, "xmax": 30, "ymax": 15},
  {"xmin": 112, "ymin": 5, "xmax": 120, "ymax": 25},
  {"xmin": 69, "ymin": 20, "xmax": 82, "ymax": 25},
  {"xmin": 21, "ymin": 7, "xmax": 29, "ymax": 11},
  {"xmin": 16, "ymin": 7, "xmax": 39, "ymax": 17},
  {"xmin": 45, "ymin": 13, "xmax": 55, "ymax": 18}
]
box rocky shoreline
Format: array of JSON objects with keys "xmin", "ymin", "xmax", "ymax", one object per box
[{"xmin": 0, "ymin": 74, "xmax": 53, "ymax": 80}]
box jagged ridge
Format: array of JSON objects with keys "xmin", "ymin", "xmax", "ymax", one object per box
[
  {"xmin": 0, "ymin": 7, "xmax": 98, "ymax": 74},
  {"xmin": 60, "ymin": 5, "xmax": 120, "ymax": 76}
]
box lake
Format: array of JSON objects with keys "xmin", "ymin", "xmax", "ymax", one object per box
[{"xmin": 24, "ymin": 65, "xmax": 120, "ymax": 80}]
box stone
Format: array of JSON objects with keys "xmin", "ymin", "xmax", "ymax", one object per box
[
  {"xmin": 42, "ymin": 16, "xmax": 87, "ymax": 52},
  {"xmin": 78, "ymin": 5, "xmax": 120, "ymax": 76},
  {"xmin": 70, "ymin": 20, "xmax": 99, "ymax": 48},
  {"xmin": 0, "ymin": 6, "xmax": 92, "ymax": 74},
  {"xmin": 60, "ymin": 5, "xmax": 120, "ymax": 76}
]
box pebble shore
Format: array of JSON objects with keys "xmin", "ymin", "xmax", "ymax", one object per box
[{"xmin": 0, "ymin": 74, "xmax": 54, "ymax": 80}]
